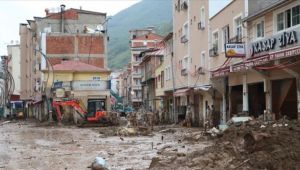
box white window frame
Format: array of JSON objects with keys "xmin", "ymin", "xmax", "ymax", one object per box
[
  {"xmin": 183, "ymin": 56, "xmax": 188, "ymax": 69},
  {"xmin": 200, "ymin": 6, "xmax": 205, "ymax": 28},
  {"xmin": 273, "ymin": 1, "xmax": 300, "ymax": 33},
  {"xmin": 200, "ymin": 51, "xmax": 206, "ymax": 68},
  {"xmin": 254, "ymin": 17, "xmax": 265, "ymax": 39},
  {"xmin": 212, "ymin": 29, "xmax": 219, "ymax": 52},
  {"xmin": 221, "ymin": 25, "xmax": 229, "ymax": 52},
  {"xmin": 233, "ymin": 13, "xmax": 243, "ymax": 40},
  {"xmin": 182, "ymin": 21, "xmax": 189, "ymax": 38}
]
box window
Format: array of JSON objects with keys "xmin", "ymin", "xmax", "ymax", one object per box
[
  {"xmin": 161, "ymin": 71, "xmax": 164, "ymax": 88},
  {"xmin": 200, "ymin": 7, "xmax": 205, "ymax": 28},
  {"xmin": 222, "ymin": 26, "xmax": 229, "ymax": 51},
  {"xmin": 212, "ymin": 31, "xmax": 219, "ymax": 52},
  {"xmin": 183, "ymin": 57, "xmax": 188, "ymax": 69},
  {"xmin": 276, "ymin": 5, "xmax": 300, "ymax": 32},
  {"xmin": 181, "ymin": 22, "xmax": 189, "ymax": 42},
  {"xmin": 93, "ymin": 77, "xmax": 101, "ymax": 81},
  {"xmin": 234, "ymin": 16, "xmax": 242, "ymax": 41},
  {"xmin": 201, "ymin": 52, "xmax": 205, "ymax": 68},
  {"xmin": 292, "ymin": 5, "xmax": 300, "ymax": 26},
  {"xmin": 277, "ymin": 12, "xmax": 284, "ymax": 31},
  {"xmin": 256, "ymin": 20, "xmax": 264, "ymax": 38},
  {"xmin": 165, "ymin": 66, "xmax": 171, "ymax": 80}
]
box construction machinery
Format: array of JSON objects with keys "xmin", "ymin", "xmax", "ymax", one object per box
[{"xmin": 52, "ymin": 99, "xmax": 119, "ymax": 126}]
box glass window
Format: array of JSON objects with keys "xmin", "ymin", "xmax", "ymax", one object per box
[
  {"xmin": 256, "ymin": 20, "xmax": 264, "ymax": 38},
  {"xmin": 200, "ymin": 7, "xmax": 205, "ymax": 28},
  {"xmin": 235, "ymin": 17, "xmax": 242, "ymax": 41},
  {"xmin": 213, "ymin": 32, "xmax": 219, "ymax": 51},
  {"xmin": 277, "ymin": 12, "xmax": 284, "ymax": 31},
  {"xmin": 292, "ymin": 5, "xmax": 300, "ymax": 26},
  {"xmin": 201, "ymin": 52, "xmax": 205, "ymax": 68},
  {"xmin": 222, "ymin": 26, "xmax": 229, "ymax": 51},
  {"xmin": 285, "ymin": 9, "xmax": 291, "ymax": 28}
]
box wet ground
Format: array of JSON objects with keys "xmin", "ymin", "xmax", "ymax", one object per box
[{"xmin": 0, "ymin": 120, "xmax": 211, "ymax": 170}]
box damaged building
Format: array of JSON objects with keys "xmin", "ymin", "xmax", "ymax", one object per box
[{"xmin": 211, "ymin": 0, "xmax": 300, "ymax": 122}]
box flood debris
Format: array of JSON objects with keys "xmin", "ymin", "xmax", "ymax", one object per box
[
  {"xmin": 150, "ymin": 119, "xmax": 300, "ymax": 170},
  {"xmin": 0, "ymin": 121, "xmax": 11, "ymax": 126},
  {"xmin": 90, "ymin": 157, "xmax": 108, "ymax": 170}
]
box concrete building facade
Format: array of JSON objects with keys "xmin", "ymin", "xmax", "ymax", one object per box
[
  {"xmin": 129, "ymin": 27, "xmax": 163, "ymax": 109},
  {"xmin": 19, "ymin": 6, "xmax": 110, "ymax": 121}
]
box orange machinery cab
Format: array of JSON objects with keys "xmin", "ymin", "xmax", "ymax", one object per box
[{"xmin": 86, "ymin": 99, "xmax": 107, "ymax": 122}]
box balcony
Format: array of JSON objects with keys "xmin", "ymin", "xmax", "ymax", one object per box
[
  {"xmin": 229, "ymin": 35, "xmax": 243, "ymax": 43},
  {"xmin": 132, "ymin": 72, "xmax": 142, "ymax": 78}
]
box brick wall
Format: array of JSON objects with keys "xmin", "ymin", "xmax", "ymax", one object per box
[
  {"xmin": 48, "ymin": 57, "xmax": 104, "ymax": 68},
  {"xmin": 46, "ymin": 36, "xmax": 75, "ymax": 54},
  {"xmin": 78, "ymin": 36, "xmax": 104, "ymax": 54},
  {"xmin": 47, "ymin": 9, "xmax": 78, "ymax": 20}
]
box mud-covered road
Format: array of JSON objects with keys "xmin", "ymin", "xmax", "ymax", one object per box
[{"xmin": 0, "ymin": 121, "xmax": 210, "ymax": 170}]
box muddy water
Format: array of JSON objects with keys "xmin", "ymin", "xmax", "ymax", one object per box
[{"xmin": 0, "ymin": 121, "xmax": 210, "ymax": 170}]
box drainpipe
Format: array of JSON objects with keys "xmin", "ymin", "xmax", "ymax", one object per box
[{"xmin": 60, "ymin": 4, "xmax": 66, "ymax": 33}]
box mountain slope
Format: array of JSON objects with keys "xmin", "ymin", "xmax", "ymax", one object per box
[{"xmin": 107, "ymin": 0, "xmax": 172, "ymax": 69}]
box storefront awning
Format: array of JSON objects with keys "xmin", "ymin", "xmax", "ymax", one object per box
[
  {"xmin": 174, "ymin": 88, "xmax": 192, "ymax": 96},
  {"xmin": 194, "ymin": 84, "xmax": 211, "ymax": 91}
]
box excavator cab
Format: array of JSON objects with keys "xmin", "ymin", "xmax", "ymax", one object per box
[
  {"xmin": 86, "ymin": 99, "xmax": 107, "ymax": 122},
  {"xmin": 87, "ymin": 99, "xmax": 106, "ymax": 117}
]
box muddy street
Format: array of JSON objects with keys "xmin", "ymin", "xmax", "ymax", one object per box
[{"xmin": 0, "ymin": 120, "xmax": 211, "ymax": 170}]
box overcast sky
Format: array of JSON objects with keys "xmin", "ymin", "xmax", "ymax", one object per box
[{"xmin": 0, "ymin": 0, "xmax": 231, "ymax": 56}]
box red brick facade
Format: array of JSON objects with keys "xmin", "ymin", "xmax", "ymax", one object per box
[
  {"xmin": 78, "ymin": 36, "xmax": 104, "ymax": 54},
  {"xmin": 46, "ymin": 9, "xmax": 78, "ymax": 20},
  {"xmin": 48, "ymin": 57, "xmax": 104, "ymax": 68},
  {"xmin": 46, "ymin": 36, "xmax": 75, "ymax": 54}
]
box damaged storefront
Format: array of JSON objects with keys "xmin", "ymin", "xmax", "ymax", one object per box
[{"xmin": 213, "ymin": 26, "xmax": 300, "ymax": 121}]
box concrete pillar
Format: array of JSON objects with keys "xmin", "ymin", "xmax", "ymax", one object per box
[
  {"xmin": 222, "ymin": 94, "xmax": 226, "ymax": 124},
  {"xmin": 264, "ymin": 79, "xmax": 272, "ymax": 112},
  {"xmin": 297, "ymin": 78, "xmax": 300, "ymax": 121},
  {"xmin": 242, "ymin": 74, "xmax": 249, "ymax": 114}
]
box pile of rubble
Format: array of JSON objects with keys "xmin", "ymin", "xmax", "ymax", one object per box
[{"xmin": 150, "ymin": 118, "xmax": 300, "ymax": 170}]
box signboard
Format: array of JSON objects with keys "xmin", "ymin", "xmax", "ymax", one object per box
[
  {"xmin": 248, "ymin": 27, "xmax": 300, "ymax": 58},
  {"xmin": 212, "ymin": 46, "xmax": 300, "ymax": 78},
  {"xmin": 225, "ymin": 43, "xmax": 246, "ymax": 58},
  {"xmin": 55, "ymin": 88, "xmax": 65, "ymax": 98},
  {"xmin": 72, "ymin": 80, "xmax": 110, "ymax": 91}
]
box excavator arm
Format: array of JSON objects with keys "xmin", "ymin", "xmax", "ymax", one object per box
[{"xmin": 52, "ymin": 100, "xmax": 87, "ymax": 122}]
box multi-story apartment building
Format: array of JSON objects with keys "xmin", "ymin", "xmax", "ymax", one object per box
[
  {"xmin": 129, "ymin": 27, "xmax": 163, "ymax": 109},
  {"xmin": 211, "ymin": 0, "xmax": 300, "ymax": 121},
  {"xmin": 140, "ymin": 46, "xmax": 164, "ymax": 112},
  {"xmin": 7, "ymin": 44, "xmax": 21, "ymax": 101},
  {"xmin": 173, "ymin": 0, "xmax": 210, "ymax": 126},
  {"xmin": 19, "ymin": 5, "xmax": 110, "ymax": 120},
  {"xmin": 209, "ymin": 0, "xmax": 247, "ymax": 125},
  {"xmin": 162, "ymin": 33, "xmax": 175, "ymax": 122}
]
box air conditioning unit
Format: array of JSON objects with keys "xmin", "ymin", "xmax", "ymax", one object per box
[
  {"xmin": 197, "ymin": 67, "xmax": 205, "ymax": 75},
  {"xmin": 180, "ymin": 0, "xmax": 188, "ymax": 10},
  {"xmin": 209, "ymin": 46, "xmax": 218, "ymax": 57},
  {"xmin": 181, "ymin": 68, "xmax": 188, "ymax": 76},
  {"xmin": 181, "ymin": 35, "xmax": 188, "ymax": 43},
  {"xmin": 198, "ymin": 22, "xmax": 205, "ymax": 30}
]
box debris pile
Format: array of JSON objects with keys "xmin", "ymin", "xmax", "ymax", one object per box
[{"xmin": 150, "ymin": 119, "xmax": 300, "ymax": 170}]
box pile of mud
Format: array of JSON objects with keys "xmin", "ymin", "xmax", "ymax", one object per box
[{"xmin": 150, "ymin": 120, "xmax": 300, "ymax": 170}]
